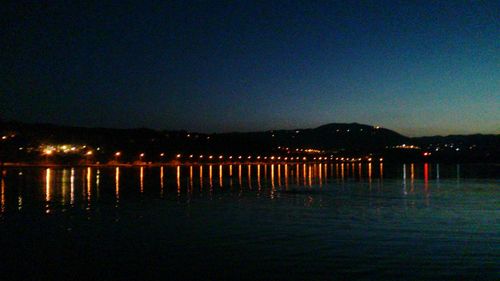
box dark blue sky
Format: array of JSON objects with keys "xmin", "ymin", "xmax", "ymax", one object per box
[{"xmin": 1, "ymin": 1, "xmax": 498, "ymax": 136}]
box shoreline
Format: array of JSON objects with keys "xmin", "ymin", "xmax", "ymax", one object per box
[{"xmin": 1, "ymin": 161, "xmax": 498, "ymax": 168}]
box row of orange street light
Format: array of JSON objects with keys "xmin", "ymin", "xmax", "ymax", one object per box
[
  {"xmin": 110, "ymin": 152, "xmax": 383, "ymax": 162},
  {"xmin": 42, "ymin": 149, "xmax": 383, "ymax": 162}
]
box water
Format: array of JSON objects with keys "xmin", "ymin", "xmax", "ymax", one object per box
[{"xmin": 0, "ymin": 163, "xmax": 498, "ymax": 280}]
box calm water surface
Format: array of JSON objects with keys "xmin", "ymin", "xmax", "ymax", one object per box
[{"xmin": 0, "ymin": 163, "xmax": 498, "ymax": 280}]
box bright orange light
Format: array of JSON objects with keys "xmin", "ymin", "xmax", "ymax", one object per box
[
  {"xmin": 86, "ymin": 151, "xmax": 93, "ymax": 155},
  {"xmin": 379, "ymin": 158, "xmax": 383, "ymax": 161},
  {"xmin": 176, "ymin": 154, "xmax": 181, "ymax": 158},
  {"xmin": 160, "ymin": 153, "xmax": 164, "ymax": 157},
  {"xmin": 115, "ymin": 152, "xmax": 121, "ymax": 156},
  {"xmin": 140, "ymin": 153, "xmax": 145, "ymax": 157},
  {"xmin": 219, "ymin": 155, "xmax": 223, "ymax": 159},
  {"xmin": 44, "ymin": 149, "xmax": 53, "ymax": 155}
]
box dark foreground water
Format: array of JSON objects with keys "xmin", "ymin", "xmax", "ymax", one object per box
[{"xmin": 0, "ymin": 163, "xmax": 498, "ymax": 280}]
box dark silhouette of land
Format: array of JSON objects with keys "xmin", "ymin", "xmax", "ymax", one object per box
[{"xmin": 0, "ymin": 121, "xmax": 498, "ymax": 165}]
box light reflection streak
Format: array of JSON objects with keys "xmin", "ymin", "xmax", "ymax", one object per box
[
  {"xmin": 140, "ymin": 167, "xmax": 144, "ymax": 193},
  {"xmin": 270, "ymin": 164, "xmax": 275, "ymax": 198},
  {"xmin": 96, "ymin": 169, "xmax": 100, "ymax": 199},
  {"xmin": 277, "ymin": 164, "xmax": 281, "ymax": 187},
  {"xmin": 257, "ymin": 164, "xmax": 261, "ymax": 189},
  {"xmin": 302, "ymin": 164, "xmax": 306, "ymax": 186},
  {"xmin": 402, "ymin": 164, "xmax": 407, "ymax": 195},
  {"xmin": 176, "ymin": 166, "xmax": 181, "ymax": 195},
  {"xmin": 238, "ymin": 165, "xmax": 242, "ymax": 187},
  {"xmin": 410, "ymin": 164, "xmax": 415, "ymax": 193},
  {"xmin": 190, "ymin": 166, "xmax": 194, "ymax": 191},
  {"xmin": 45, "ymin": 168, "xmax": 51, "ymax": 213},
  {"xmin": 229, "ymin": 165, "xmax": 232, "ymax": 176},
  {"xmin": 87, "ymin": 167, "xmax": 92, "ymax": 202},
  {"xmin": 341, "ymin": 163, "xmax": 344, "ymax": 181},
  {"xmin": 318, "ymin": 164, "xmax": 322, "ymax": 187},
  {"xmin": 247, "ymin": 165, "xmax": 252, "ymax": 189},
  {"xmin": 271, "ymin": 164, "xmax": 275, "ymax": 189},
  {"xmin": 199, "ymin": 165, "xmax": 203, "ymax": 190},
  {"xmin": 379, "ymin": 163, "xmax": 384, "ymax": 180},
  {"xmin": 368, "ymin": 163, "xmax": 372, "ymax": 185},
  {"xmin": 61, "ymin": 169, "xmax": 68, "ymax": 205},
  {"xmin": 115, "ymin": 167, "xmax": 120, "ymax": 204},
  {"xmin": 208, "ymin": 165, "xmax": 213, "ymax": 190},
  {"xmin": 160, "ymin": 166, "xmax": 164, "ymax": 198},
  {"xmin": 219, "ymin": 165, "xmax": 223, "ymax": 188},
  {"xmin": 18, "ymin": 194, "xmax": 22, "ymax": 211},
  {"xmin": 70, "ymin": 168, "xmax": 75, "ymax": 205},
  {"xmin": 1, "ymin": 174, "xmax": 5, "ymax": 213},
  {"xmin": 424, "ymin": 163, "xmax": 429, "ymax": 191},
  {"xmin": 358, "ymin": 163, "xmax": 362, "ymax": 179},
  {"xmin": 45, "ymin": 168, "xmax": 51, "ymax": 203}
]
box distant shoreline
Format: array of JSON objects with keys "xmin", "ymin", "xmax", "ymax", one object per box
[
  {"xmin": 2, "ymin": 160, "xmax": 498, "ymax": 168},
  {"xmin": 1, "ymin": 160, "xmax": 377, "ymax": 168}
]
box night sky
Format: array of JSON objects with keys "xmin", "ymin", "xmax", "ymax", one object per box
[{"xmin": 1, "ymin": 1, "xmax": 498, "ymax": 136}]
